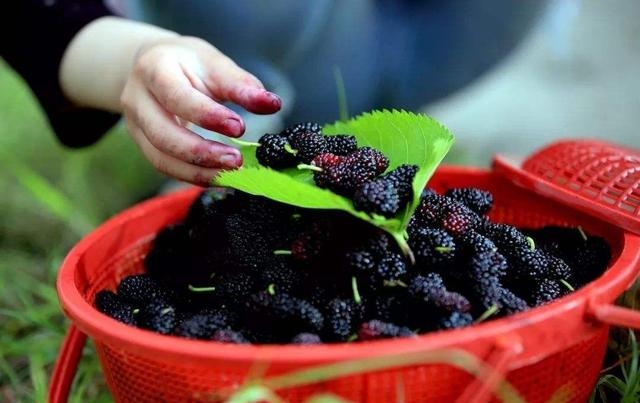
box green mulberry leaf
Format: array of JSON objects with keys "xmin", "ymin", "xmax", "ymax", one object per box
[{"xmin": 213, "ymin": 109, "xmax": 454, "ymax": 258}]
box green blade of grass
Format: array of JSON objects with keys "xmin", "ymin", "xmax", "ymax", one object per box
[
  {"xmin": 304, "ymin": 394, "xmax": 353, "ymax": 403},
  {"xmin": 209, "ymin": 348, "xmax": 526, "ymax": 403},
  {"xmin": 1, "ymin": 151, "xmax": 97, "ymax": 235},
  {"xmin": 0, "ymin": 356, "xmax": 22, "ymax": 391},
  {"xmin": 599, "ymin": 374, "xmax": 627, "ymax": 394},
  {"xmin": 226, "ymin": 385, "xmax": 287, "ymax": 403},
  {"xmin": 29, "ymin": 356, "xmax": 47, "ymax": 403},
  {"xmin": 624, "ymin": 331, "xmax": 639, "ymax": 399}
]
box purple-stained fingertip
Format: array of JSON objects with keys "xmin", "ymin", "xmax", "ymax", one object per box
[
  {"xmin": 223, "ymin": 118, "xmax": 245, "ymax": 137},
  {"xmin": 266, "ymin": 91, "xmax": 282, "ymax": 108},
  {"xmin": 220, "ymin": 152, "xmax": 242, "ymax": 168}
]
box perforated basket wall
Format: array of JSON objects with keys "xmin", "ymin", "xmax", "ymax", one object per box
[
  {"xmin": 55, "ymin": 165, "xmax": 640, "ymax": 403},
  {"xmin": 494, "ymin": 139, "xmax": 640, "ymax": 234}
]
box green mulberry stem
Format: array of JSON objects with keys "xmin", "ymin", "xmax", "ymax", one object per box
[
  {"xmin": 560, "ymin": 279, "xmax": 575, "ymax": 291},
  {"xmin": 296, "ymin": 163, "xmax": 323, "ymax": 172},
  {"xmin": 229, "ymin": 138, "xmax": 260, "ymax": 147},
  {"xmin": 577, "ymin": 226, "xmax": 588, "ymax": 241},
  {"xmin": 273, "ymin": 250, "xmax": 292, "ymax": 255},
  {"xmin": 284, "ymin": 143, "xmax": 298, "ymax": 155},
  {"xmin": 474, "ymin": 304, "xmax": 499, "ymax": 324},
  {"xmin": 525, "ymin": 236, "xmax": 536, "ymax": 250},
  {"xmin": 351, "ymin": 276, "xmax": 362, "ymax": 305},
  {"xmin": 391, "ymin": 231, "xmax": 415, "ymax": 265},
  {"xmin": 188, "ymin": 284, "xmax": 216, "ymax": 293}
]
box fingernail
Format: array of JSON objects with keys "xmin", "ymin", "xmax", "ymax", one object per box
[
  {"xmin": 224, "ymin": 118, "xmax": 244, "ymax": 136},
  {"xmin": 266, "ymin": 91, "xmax": 282, "ymax": 108},
  {"xmin": 220, "ymin": 153, "xmax": 241, "ymax": 168}
]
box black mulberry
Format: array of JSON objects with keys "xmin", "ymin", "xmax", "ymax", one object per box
[
  {"xmin": 457, "ymin": 231, "xmax": 498, "ymax": 258},
  {"xmin": 137, "ymin": 300, "xmax": 177, "ymax": 335},
  {"xmin": 289, "ymin": 131, "xmax": 327, "ymax": 163},
  {"xmin": 281, "ymin": 122, "xmax": 322, "ymax": 140},
  {"xmin": 344, "ymin": 249, "xmax": 377, "ymax": 273},
  {"xmin": 469, "ymin": 250, "xmax": 509, "ymax": 280},
  {"xmin": 95, "ymin": 290, "xmax": 136, "ymax": 326},
  {"xmin": 408, "ymin": 227, "xmax": 457, "ymax": 268},
  {"xmin": 325, "ymin": 135, "xmax": 358, "ymax": 156},
  {"xmin": 376, "ymin": 253, "xmax": 409, "ymax": 284},
  {"xmin": 408, "ymin": 273, "xmax": 472, "ymax": 313},
  {"xmin": 347, "ymin": 147, "xmax": 389, "ymax": 175},
  {"xmin": 383, "ymin": 164, "xmax": 419, "ymax": 205},
  {"xmin": 530, "ymin": 279, "xmax": 564, "ymax": 306},
  {"xmin": 358, "ymin": 320, "xmax": 415, "ymax": 340},
  {"xmin": 212, "ymin": 329, "xmax": 250, "ymax": 344},
  {"xmin": 323, "ymin": 298, "xmax": 361, "ymax": 341},
  {"xmin": 445, "ymin": 187, "xmax": 494, "ymax": 215},
  {"xmin": 313, "ymin": 160, "xmax": 377, "ymax": 196},
  {"xmin": 440, "ymin": 202, "xmax": 481, "ymax": 236},
  {"xmin": 484, "ymin": 223, "xmax": 531, "ymax": 253},
  {"xmin": 245, "ymin": 292, "xmax": 325, "ymax": 338},
  {"xmin": 292, "ymin": 333, "xmax": 323, "ymax": 344},
  {"xmin": 439, "ymin": 311, "xmax": 474, "ymax": 330},
  {"xmin": 353, "ymin": 178, "xmax": 401, "ymax": 217},
  {"xmin": 311, "ymin": 153, "xmax": 344, "ymax": 169},
  {"xmin": 256, "ymin": 133, "xmax": 296, "ymax": 169},
  {"xmin": 174, "ymin": 311, "xmax": 229, "ymax": 339},
  {"xmin": 116, "ymin": 274, "xmax": 171, "ymax": 306}
]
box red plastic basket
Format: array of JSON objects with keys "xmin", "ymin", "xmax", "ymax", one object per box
[{"xmin": 50, "ymin": 140, "xmax": 640, "ymax": 403}]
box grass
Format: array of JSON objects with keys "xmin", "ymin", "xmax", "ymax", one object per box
[
  {"xmin": 0, "ymin": 248, "xmax": 112, "ymax": 403},
  {"xmin": 1, "ymin": 56, "xmax": 639, "ymax": 403},
  {"xmin": 589, "ymin": 330, "xmax": 640, "ymax": 403},
  {"xmin": 0, "ymin": 59, "xmax": 161, "ymax": 402}
]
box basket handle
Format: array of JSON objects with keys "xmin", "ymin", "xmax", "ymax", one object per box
[
  {"xmin": 588, "ymin": 300, "xmax": 640, "ymax": 329},
  {"xmin": 454, "ymin": 334, "xmax": 523, "ymax": 403},
  {"xmin": 48, "ymin": 325, "xmax": 87, "ymax": 403}
]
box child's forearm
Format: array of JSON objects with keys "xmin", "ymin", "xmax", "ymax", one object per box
[{"xmin": 59, "ymin": 16, "xmax": 178, "ymax": 113}]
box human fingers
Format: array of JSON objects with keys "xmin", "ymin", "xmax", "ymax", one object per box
[
  {"xmin": 200, "ymin": 50, "xmax": 283, "ymax": 115},
  {"xmin": 222, "ymin": 83, "xmax": 283, "ymax": 115},
  {"xmin": 124, "ymin": 119, "xmax": 226, "ymax": 186},
  {"xmin": 121, "ymin": 81, "xmax": 243, "ymax": 171},
  {"xmin": 137, "ymin": 51, "xmax": 247, "ymax": 137}
]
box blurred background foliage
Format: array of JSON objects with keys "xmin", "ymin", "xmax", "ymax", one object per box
[
  {"xmin": 0, "ymin": 59, "xmax": 164, "ymax": 248},
  {"xmin": 0, "ymin": 59, "xmax": 162, "ymax": 402}
]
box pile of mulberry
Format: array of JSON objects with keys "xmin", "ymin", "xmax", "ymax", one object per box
[{"xmin": 94, "ymin": 133, "xmax": 613, "ymax": 345}]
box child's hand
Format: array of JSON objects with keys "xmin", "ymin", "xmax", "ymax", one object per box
[{"xmin": 120, "ymin": 36, "xmax": 282, "ymax": 185}]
